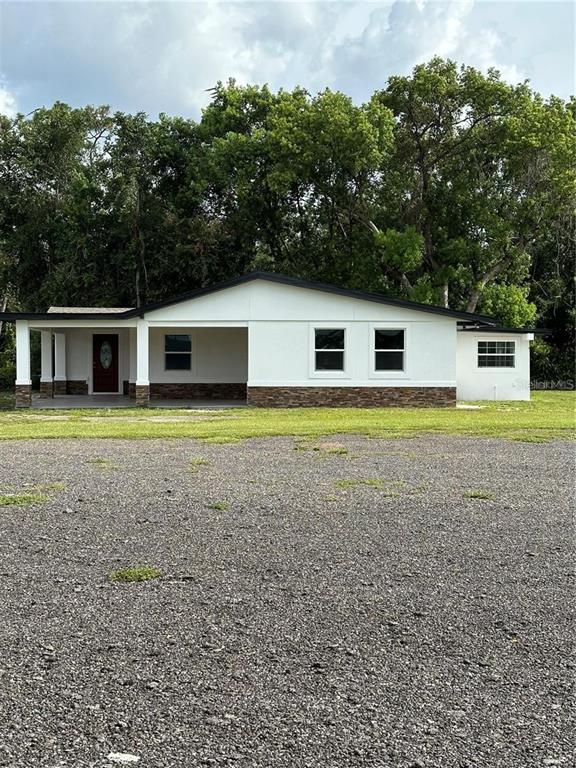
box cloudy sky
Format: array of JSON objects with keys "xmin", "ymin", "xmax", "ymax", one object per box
[{"xmin": 0, "ymin": 0, "xmax": 573, "ymax": 119}]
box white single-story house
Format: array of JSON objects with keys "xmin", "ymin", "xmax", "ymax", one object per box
[{"xmin": 0, "ymin": 272, "xmax": 541, "ymax": 408}]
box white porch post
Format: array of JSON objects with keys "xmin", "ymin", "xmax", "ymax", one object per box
[
  {"xmin": 135, "ymin": 319, "xmax": 150, "ymax": 406},
  {"xmin": 15, "ymin": 320, "xmax": 32, "ymax": 407},
  {"xmin": 40, "ymin": 330, "xmax": 53, "ymax": 397},
  {"xmin": 128, "ymin": 327, "xmax": 137, "ymax": 400},
  {"xmin": 53, "ymin": 333, "xmax": 67, "ymax": 395}
]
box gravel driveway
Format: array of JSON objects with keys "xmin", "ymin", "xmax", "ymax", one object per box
[{"xmin": 0, "ymin": 435, "xmax": 573, "ymax": 768}]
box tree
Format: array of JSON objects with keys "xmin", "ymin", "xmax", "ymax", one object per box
[{"xmin": 0, "ymin": 62, "xmax": 573, "ymax": 381}]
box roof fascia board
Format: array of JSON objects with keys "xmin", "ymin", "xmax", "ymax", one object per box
[{"xmin": 459, "ymin": 326, "xmax": 550, "ymax": 335}]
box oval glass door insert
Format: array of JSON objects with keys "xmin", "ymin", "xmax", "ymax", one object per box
[{"xmin": 100, "ymin": 341, "xmax": 113, "ymax": 370}]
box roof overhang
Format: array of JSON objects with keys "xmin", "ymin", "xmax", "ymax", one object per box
[{"xmin": 458, "ymin": 326, "xmax": 551, "ymax": 335}]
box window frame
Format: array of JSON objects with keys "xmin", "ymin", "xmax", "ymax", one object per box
[
  {"xmin": 309, "ymin": 324, "xmax": 350, "ymax": 379},
  {"xmin": 369, "ymin": 324, "xmax": 409, "ymax": 379},
  {"xmin": 477, "ymin": 339, "xmax": 516, "ymax": 369},
  {"xmin": 164, "ymin": 333, "xmax": 192, "ymax": 371}
]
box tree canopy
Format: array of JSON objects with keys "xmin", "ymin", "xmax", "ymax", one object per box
[{"xmin": 1, "ymin": 58, "xmax": 574, "ymax": 381}]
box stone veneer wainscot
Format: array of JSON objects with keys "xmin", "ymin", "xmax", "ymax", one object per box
[{"xmin": 247, "ymin": 386, "xmax": 456, "ymax": 408}]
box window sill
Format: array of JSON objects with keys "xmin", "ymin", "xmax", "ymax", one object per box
[
  {"xmin": 368, "ymin": 370, "xmax": 410, "ymax": 380},
  {"xmin": 310, "ymin": 370, "xmax": 351, "ymax": 379}
]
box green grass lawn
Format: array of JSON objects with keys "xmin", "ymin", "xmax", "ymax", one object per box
[{"xmin": 0, "ymin": 391, "xmax": 573, "ymax": 442}]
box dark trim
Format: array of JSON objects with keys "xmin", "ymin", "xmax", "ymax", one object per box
[
  {"xmin": 0, "ymin": 311, "xmax": 135, "ymax": 320},
  {"xmin": 458, "ymin": 326, "xmax": 550, "ymax": 335},
  {"xmin": 0, "ymin": 272, "xmax": 497, "ymax": 324}
]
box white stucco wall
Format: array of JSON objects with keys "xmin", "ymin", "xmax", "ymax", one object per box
[
  {"xmin": 31, "ymin": 280, "xmax": 461, "ymax": 391},
  {"xmin": 144, "ymin": 280, "xmax": 458, "ymax": 388},
  {"xmin": 456, "ymin": 332, "xmax": 532, "ymax": 401},
  {"xmin": 148, "ymin": 327, "xmax": 248, "ymax": 383},
  {"xmin": 247, "ymin": 320, "xmax": 456, "ymax": 387}
]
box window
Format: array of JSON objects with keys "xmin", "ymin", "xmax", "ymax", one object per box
[
  {"xmin": 477, "ymin": 340, "xmax": 515, "ymax": 368},
  {"xmin": 165, "ymin": 334, "xmax": 191, "ymax": 370},
  {"xmin": 315, "ymin": 328, "xmax": 345, "ymax": 371},
  {"xmin": 374, "ymin": 329, "xmax": 405, "ymax": 371}
]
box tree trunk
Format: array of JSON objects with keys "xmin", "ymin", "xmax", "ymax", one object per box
[
  {"xmin": 466, "ymin": 262, "xmax": 504, "ymax": 313},
  {"xmin": 135, "ymin": 267, "xmax": 141, "ymax": 308},
  {"xmin": 0, "ymin": 293, "xmax": 7, "ymax": 344}
]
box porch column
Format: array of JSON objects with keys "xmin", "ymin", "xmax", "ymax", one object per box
[
  {"xmin": 135, "ymin": 319, "xmax": 149, "ymax": 406},
  {"xmin": 128, "ymin": 327, "xmax": 137, "ymax": 400},
  {"xmin": 53, "ymin": 333, "xmax": 67, "ymax": 395},
  {"xmin": 15, "ymin": 320, "xmax": 32, "ymax": 407},
  {"xmin": 39, "ymin": 331, "xmax": 53, "ymax": 397}
]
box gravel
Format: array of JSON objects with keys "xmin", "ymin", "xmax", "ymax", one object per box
[{"xmin": 0, "ymin": 434, "xmax": 573, "ymax": 768}]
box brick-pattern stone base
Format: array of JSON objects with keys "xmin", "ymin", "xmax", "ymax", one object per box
[
  {"xmin": 247, "ymin": 386, "xmax": 456, "ymax": 408},
  {"xmin": 66, "ymin": 380, "xmax": 88, "ymax": 395},
  {"xmin": 136, "ymin": 384, "xmax": 150, "ymax": 407},
  {"xmin": 15, "ymin": 384, "xmax": 32, "ymax": 408},
  {"xmin": 129, "ymin": 382, "xmax": 136, "ymax": 399},
  {"xmin": 150, "ymin": 383, "xmax": 247, "ymax": 400},
  {"xmin": 53, "ymin": 380, "xmax": 67, "ymax": 396},
  {"xmin": 39, "ymin": 381, "xmax": 53, "ymax": 398}
]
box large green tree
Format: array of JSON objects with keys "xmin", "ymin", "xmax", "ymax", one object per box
[{"xmin": 0, "ymin": 60, "xmax": 574, "ymax": 383}]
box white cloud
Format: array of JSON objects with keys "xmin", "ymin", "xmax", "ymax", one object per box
[
  {"xmin": 0, "ymin": 84, "xmax": 17, "ymax": 117},
  {"xmin": 0, "ymin": 1, "xmax": 571, "ymax": 119},
  {"xmin": 327, "ymin": 0, "xmax": 531, "ymax": 100}
]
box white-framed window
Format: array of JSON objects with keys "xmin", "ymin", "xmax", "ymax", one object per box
[
  {"xmin": 314, "ymin": 328, "xmax": 345, "ymax": 371},
  {"xmin": 477, "ymin": 340, "xmax": 515, "ymax": 368},
  {"xmin": 374, "ymin": 329, "xmax": 405, "ymax": 371},
  {"xmin": 165, "ymin": 334, "xmax": 191, "ymax": 370}
]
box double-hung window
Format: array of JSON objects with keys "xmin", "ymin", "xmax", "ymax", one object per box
[
  {"xmin": 314, "ymin": 328, "xmax": 345, "ymax": 371},
  {"xmin": 165, "ymin": 334, "xmax": 192, "ymax": 370},
  {"xmin": 374, "ymin": 329, "xmax": 405, "ymax": 371},
  {"xmin": 477, "ymin": 340, "xmax": 515, "ymax": 368}
]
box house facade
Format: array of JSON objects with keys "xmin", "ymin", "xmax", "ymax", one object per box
[{"xmin": 1, "ymin": 273, "xmax": 537, "ymax": 407}]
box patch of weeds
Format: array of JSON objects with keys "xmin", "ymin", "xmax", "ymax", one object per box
[
  {"xmin": 324, "ymin": 495, "xmax": 338, "ymax": 502},
  {"xmin": 0, "ymin": 491, "xmax": 47, "ymax": 507},
  {"xmin": 335, "ymin": 479, "xmax": 359, "ymax": 489},
  {"xmin": 201, "ymin": 436, "xmax": 241, "ymax": 445},
  {"xmin": 464, "ymin": 490, "xmax": 493, "ymax": 500},
  {"xmin": 379, "ymin": 450, "xmax": 420, "ymax": 459},
  {"xmin": 334, "ymin": 478, "xmax": 384, "ymax": 490},
  {"xmin": 39, "ymin": 481, "xmax": 66, "ymax": 492},
  {"xmin": 363, "ymin": 478, "xmax": 384, "ymax": 488},
  {"xmin": 189, "ymin": 457, "xmax": 210, "ymax": 472},
  {"xmin": 325, "ymin": 447, "xmax": 348, "ymax": 455},
  {"xmin": 109, "ymin": 565, "xmax": 163, "ymax": 583},
  {"xmin": 207, "ymin": 501, "xmax": 228, "ymax": 511},
  {"xmin": 508, "ymin": 434, "xmax": 551, "ymax": 444},
  {"xmin": 88, "ymin": 457, "xmax": 116, "ymax": 470}
]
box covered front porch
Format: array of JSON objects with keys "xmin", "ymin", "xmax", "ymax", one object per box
[{"xmin": 14, "ymin": 318, "xmax": 248, "ymax": 408}]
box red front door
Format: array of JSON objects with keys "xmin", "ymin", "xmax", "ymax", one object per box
[{"xmin": 93, "ymin": 334, "xmax": 119, "ymax": 393}]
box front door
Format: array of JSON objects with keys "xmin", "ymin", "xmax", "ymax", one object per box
[{"xmin": 93, "ymin": 334, "xmax": 119, "ymax": 393}]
